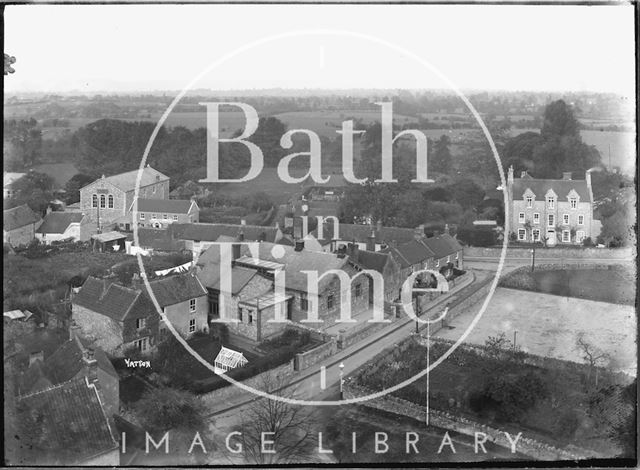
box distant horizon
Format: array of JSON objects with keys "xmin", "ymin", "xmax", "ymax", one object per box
[{"xmin": 4, "ymin": 4, "xmax": 636, "ymax": 98}]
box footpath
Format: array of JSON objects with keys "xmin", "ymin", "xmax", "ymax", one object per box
[{"xmin": 205, "ymin": 269, "xmax": 491, "ymax": 417}]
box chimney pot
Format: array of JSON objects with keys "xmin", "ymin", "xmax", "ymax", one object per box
[
  {"xmin": 294, "ymin": 239, "xmax": 305, "ymax": 252},
  {"xmin": 29, "ymin": 351, "xmax": 44, "ymax": 366}
]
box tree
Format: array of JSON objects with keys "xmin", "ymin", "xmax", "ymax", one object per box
[
  {"xmin": 135, "ymin": 386, "xmax": 204, "ymax": 432},
  {"xmin": 430, "ymin": 135, "xmax": 452, "ymax": 175},
  {"xmin": 575, "ymin": 332, "xmax": 610, "ymax": 387},
  {"xmin": 63, "ymin": 173, "xmax": 96, "ymax": 204},
  {"xmin": 541, "ymin": 99, "xmax": 580, "ymax": 140},
  {"xmin": 231, "ymin": 372, "xmax": 318, "ymax": 464},
  {"xmin": 4, "ymin": 171, "xmax": 55, "ymax": 214}
]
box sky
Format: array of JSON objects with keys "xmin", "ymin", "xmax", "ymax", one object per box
[{"xmin": 3, "ymin": 4, "xmax": 636, "ymax": 96}]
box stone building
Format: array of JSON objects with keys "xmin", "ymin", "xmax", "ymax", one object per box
[
  {"xmin": 3, "ymin": 204, "xmax": 42, "ymax": 247},
  {"xmin": 35, "ymin": 211, "xmax": 94, "ymax": 244},
  {"xmin": 72, "ymin": 277, "xmax": 159, "ymax": 356},
  {"xmin": 115, "ymin": 197, "xmax": 200, "ymax": 231},
  {"xmin": 506, "ymin": 167, "xmax": 601, "ymax": 245},
  {"xmin": 195, "ymin": 239, "xmax": 373, "ymax": 342},
  {"xmin": 79, "ymin": 166, "xmax": 169, "ymax": 229}
]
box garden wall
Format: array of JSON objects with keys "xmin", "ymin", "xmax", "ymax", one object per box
[
  {"xmin": 199, "ymin": 359, "xmax": 295, "ymax": 411},
  {"xmin": 464, "ymin": 246, "xmax": 633, "ymax": 260},
  {"xmin": 294, "ymin": 338, "xmax": 337, "ymax": 371},
  {"xmin": 343, "ymin": 382, "xmax": 600, "ymax": 461}
]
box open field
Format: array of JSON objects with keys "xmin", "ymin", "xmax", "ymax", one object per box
[{"xmin": 435, "ymin": 287, "xmax": 636, "ymax": 375}]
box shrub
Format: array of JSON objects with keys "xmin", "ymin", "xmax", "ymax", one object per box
[
  {"xmin": 457, "ymin": 227, "xmax": 497, "ymax": 247},
  {"xmin": 499, "ymin": 270, "xmax": 536, "ymax": 290},
  {"xmin": 582, "ymin": 237, "xmax": 594, "ymax": 247}
]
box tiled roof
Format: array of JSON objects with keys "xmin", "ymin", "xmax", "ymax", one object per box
[
  {"xmin": 132, "ymin": 198, "xmax": 195, "ymax": 214},
  {"xmin": 392, "ymin": 239, "xmax": 436, "ymax": 266},
  {"xmin": 303, "ymin": 173, "xmax": 349, "ymax": 188},
  {"xmin": 422, "ymin": 234, "xmax": 463, "ymax": 259},
  {"xmin": 17, "ymin": 360, "xmax": 53, "ymax": 396},
  {"xmin": 82, "ymin": 166, "xmax": 168, "ymax": 192},
  {"xmin": 351, "ymin": 249, "xmax": 393, "ymax": 274},
  {"xmin": 3, "ymin": 204, "xmax": 41, "ymax": 231},
  {"xmin": 36, "ymin": 212, "xmax": 85, "ymax": 234},
  {"xmin": 73, "ymin": 277, "xmax": 155, "ymax": 321},
  {"xmin": 170, "ymin": 223, "xmax": 278, "ymax": 243},
  {"xmin": 315, "ymin": 222, "xmax": 419, "ymax": 246},
  {"xmin": 16, "ymin": 377, "xmax": 118, "ymax": 464},
  {"xmin": 136, "ymin": 228, "xmax": 184, "ymax": 252},
  {"xmin": 148, "ymin": 272, "xmax": 207, "ymax": 307},
  {"xmin": 44, "ymin": 336, "xmax": 118, "ymax": 385},
  {"xmin": 511, "ymin": 177, "xmax": 591, "ymax": 201}
]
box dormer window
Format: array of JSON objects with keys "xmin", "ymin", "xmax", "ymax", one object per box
[
  {"xmin": 526, "ymin": 196, "xmax": 533, "ymax": 208},
  {"xmin": 547, "ymin": 197, "xmax": 555, "ymax": 209},
  {"xmin": 570, "ymin": 198, "xmax": 577, "ymax": 209}
]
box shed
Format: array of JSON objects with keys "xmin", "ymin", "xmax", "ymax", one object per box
[
  {"xmin": 214, "ymin": 346, "xmax": 248, "ymax": 374},
  {"xmin": 91, "ymin": 231, "xmax": 127, "ymax": 252}
]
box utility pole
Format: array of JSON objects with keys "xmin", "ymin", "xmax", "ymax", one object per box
[{"xmin": 426, "ymin": 316, "xmax": 430, "ymax": 427}]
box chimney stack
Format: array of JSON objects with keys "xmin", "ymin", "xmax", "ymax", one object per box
[
  {"xmin": 376, "ymin": 220, "xmax": 383, "ymax": 233},
  {"xmin": 29, "ymin": 350, "xmax": 44, "ymax": 366},
  {"xmin": 347, "ymin": 241, "xmax": 359, "ymax": 261},
  {"xmin": 444, "ymin": 224, "xmax": 450, "ymax": 235},
  {"xmin": 294, "ymin": 239, "xmax": 305, "ymax": 252},
  {"xmin": 562, "ymin": 171, "xmax": 572, "ymax": 180},
  {"xmin": 520, "ymin": 170, "xmax": 528, "ymax": 178},
  {"xmin": 366, "ymin": 230, "xmax": 376, "ymax": 252},
  {"xmin": 414, "ymin": 224, "xmax": 425, "ymax": 240},
  {"xmin": 69, "ymin": 319, "xmax": 81, "ymax": 340},
  {"xmin": 83, "ymin": 346, "xmax": 99, "ymax": 384},
  {"xmin": 507, "ymin": 166, "xmax": 514, "ymax": 186}
]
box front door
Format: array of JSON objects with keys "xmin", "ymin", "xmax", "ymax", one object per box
[{"xmin": 546, "ymin": 229, "xmax": 556, "ymax": 246}]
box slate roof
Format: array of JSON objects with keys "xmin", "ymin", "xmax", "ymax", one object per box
[
  {"xmin": 73, "ymin": 277, "xmax": 156, "ymax": 321},
  {"xmin": 36, "ymin": 212, "xmax": 85, "ymax": 234},
  {"xmin": 386, "ymin": 239, "xmax": 436, "ymax": 267},
  {"xmin": 314, "ymin": 222, "xmax": 419, "ymax": 246},
  {"xmin": 350, "ymin": 249, "xmax": 393, "ymax": 274},
  {"xmin": 135, "ymin": 228, "xmax": 184, "ymax": 252},
  {"xmin": 170, "ymin": 223, "xmax": 278, "ymax": 243},
  {"xmin": 422, "ymin": 234, "xmax": 463, "ymax": 259},
  {"xmin": 148, "ymin": 272, "xmax": 207, "ymax": 307},
  {"xmin": 4, "ymin": 172, "xmax": 26, "ymax": 188},
  {"xmin": 3, "ymin": 204, "xmax": 41, "ymax": 231},
  {"xmin": 132, "ymin": 198, "xmax": 195, "ymax": 214},
  {"xmin": 249, "ymin": 242, "xmax": 349, "ymax": 293},
  {"xmin": 17, "ymin": 336, "xmax": 117, "ymax": 395},
  {"xmin": 16, "ymin": 377, "xmax": 118, "ymax": 465},
  {"xmin": 82, "ymin": 166, "xmax": 168, "ymax": 192},
  {"xmin": 196, "ymin": 247, "xmax": 260, "ymax": 294},
  {"xmin": 511, "ymin": 176, "xmax": 591, "ymax": 201}
]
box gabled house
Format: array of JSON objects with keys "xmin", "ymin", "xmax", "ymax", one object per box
[
  {"xmin": 422, "ymin": 233, "xmax": 464, "ymax": 271},
  {"xmin": 313, "ymin": 220, "xmax": 424, "ymax": 253},
  {"xmin": 506, "ymin": 167, "xmax": 601, "ymax": 245},
  {"xmin": 169, "ymin": 222, "xmax": 281, "ymax": 258},
  {"xmin": 117, "ymin": 197, "xmax": 199, "ymax": 231},
  {"xmin": 4, "ymin": 172, "xmax": 26, "ymax": 199},
  {"xmin": 145, "ymin": 272, "xmax": 209, "ymax": 341},
  {"xmin": 195, "ymin": 239, "xmax": 372, "ymax": 341},
  {"xmin": 13, "ymin": 377, "xmax": 119, "ymax": 465},
  {"xmin": 16, "ymin": 326, "xmax": 119, "ymax": 419},
  {"xmin": 79, "ymin": 166, "xmax": 170, "ymax": 229},
  {"xmin": 3, "ymin": 204, "xmax": 42, "ymax": 247},
  {"xmin": 35, "ymin": 211, "xmax": 94, "ymax": 244},
  {"xmin": 72, "ymin": 277, "xmax": 159, "ymax": 356}
]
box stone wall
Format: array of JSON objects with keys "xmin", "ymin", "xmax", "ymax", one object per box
[
  {"xmin": 72, "ymin": 304, "xmax": 125, "ymax": 356},
  {"xmin": 294, "ymin": 338, "xmax": 337, "ymax": 371},
  {"xmin": 200, "ymin": 359, "xmax": 295, "ymax": 410},
  {"xmin": 343, "ymin": 381, "xmax": 600, "ymax": 460},
  {"xmin": 464, "ymin": 246, "xmax": 633, "ymax": 260}
]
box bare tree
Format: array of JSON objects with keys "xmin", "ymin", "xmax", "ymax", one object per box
[
  {"xmin": 232, "ymin": 372, "xmax": 318, "ymax": 464},
  {"xmin": 575, "ymin": 332, "xmax": 610, "ymax": 387}
]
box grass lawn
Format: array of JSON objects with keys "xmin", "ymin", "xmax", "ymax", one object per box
[
  {"xmin": 528, "ymin": 267, "xmax": 635, "ymax": 305},
  {"xmin": 322, "ymin": 405, "xmax": 525, "ymax": 463}
]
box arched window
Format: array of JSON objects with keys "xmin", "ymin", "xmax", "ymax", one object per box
[
  {"xmin": 100, "ymin": 195, "xmax": 106, "ymax": 208},
  {"xmin": 92, "ymin": 194, "xmax": 98, "ymax": 208},
  {"xmin": 108, "ymin": 195, "xmax": 114, "ymax": 208}
]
